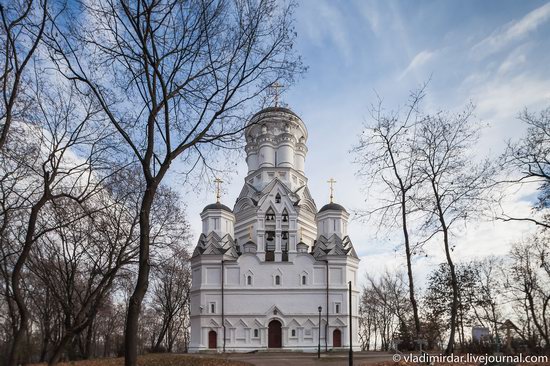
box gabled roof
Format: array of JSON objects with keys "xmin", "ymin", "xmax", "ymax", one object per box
[
  {"xmin": 311, "ymin": 234, "xmax": 358, "ymax": 259},
  {"xmin": 192, "ymin": 232, "xmax": 239, "ymax": 259}
]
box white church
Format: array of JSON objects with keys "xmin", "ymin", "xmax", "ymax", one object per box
[{"xmin": 189, "ymin": 105, "xmax": 360, "ymax": 352}]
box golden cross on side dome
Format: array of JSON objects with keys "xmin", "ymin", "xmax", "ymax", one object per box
[
  {"xmin": 327, "ymin": 178, "xmax": 337, "ymax": 203},
  {"xmin": 271, "ymin": 81, "xmax": 283, "ymax": 107},
  {"xmin": 214, "ymin": 177, "xmax": 223, "ymax": 203}
]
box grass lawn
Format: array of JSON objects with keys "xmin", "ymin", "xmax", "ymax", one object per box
[{"xmin": 29, "ymin": 353, "xmax": 252, "ymax": 366}]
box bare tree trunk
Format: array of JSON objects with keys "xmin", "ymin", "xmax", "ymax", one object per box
[
  {"xmin": 8, "ymin": 197, "xmax": 47, "ymax": 366},
  {"xmin": 125, "ymin": 183, "xmax": 157, "ymax": 365},
  {"xmin": 400, "ymin": 190, "xmax": 421, "ymax": 339},
  {"xmin": 48, "ymin": 331, "xmax": 73, "ymax": 366},
  {"xmin": 432, "ymin": 180, "xmax": 458, "ymax": 355}
]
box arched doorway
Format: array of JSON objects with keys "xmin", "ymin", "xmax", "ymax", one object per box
[
  {"xmin": 268, "ymin": 320, "xmax": 282, "ymax": 348},
  {"xmin": 333, "ymin": 329, "xmax": 342, "ymax": 347},
  {"xmin": 208, "ymin": 330, "xmax": 217, "ymax": 349}
]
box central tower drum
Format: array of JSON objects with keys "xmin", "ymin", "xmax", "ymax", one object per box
[{"xmin": 234, "ymin": 107, "xmax": 317, "ymax": 263}]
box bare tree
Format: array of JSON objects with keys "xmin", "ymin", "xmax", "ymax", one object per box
[
  {"xmin": 359, "ymin": 271, "xmax": 411, "ymax": 351},
  {"xmin": 500, "ymin": 107, "xmax": 550, "ymax": 229},
  {"xmin": 413, "ymin": 105, "xmax": 493, "ymax": 353},
  {"xmin": 1, "ymin": 79, "xmax": 112, "ymax": 366},
  {"xmin": 353, "ymin": 85, "xmax": 427, "ymax": 340},
  {"xmin": 0, "ymin": 0, "xmax": 47, "ymax": 149},
  {"xmin": 423, "ymin": 262, "xmax": 479, "ymax": 349},
  {"xmin": 150, "ymin": 247, "xmax": 191, "ymax": 353},
  {"xmin": 505, "ymin": 235, "xmax": 550, "ymax": 348},
  {"xmin": 46, "ymin": 0, "xmax": 303, "ymax": 363},
  {"xmin": 471, "ymin": 257, "xmax": 505, "ymax": 340}
]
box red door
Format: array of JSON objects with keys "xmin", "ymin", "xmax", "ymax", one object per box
[
  {"xmin": 333, "ymin": 329, "xmax": 342, "ymax": 347},
  {"xmin": 208, "ymin": 330, "xmax": 217, "ymax": 349},
  {"xmin": 268, "ymin": 320, "xmax": 282, "ymax": 348}
]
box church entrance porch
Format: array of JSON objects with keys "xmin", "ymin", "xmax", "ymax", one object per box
[
  {"xmin": 333, "ymin": 329, "xmax": 341, "ymax": 347},
  {"xmin": 268, "ymin": 320, "xmax": 282, "ymax": 348},
  {"xmin": 208, "ymin": 330, "xmax": 217, "ymax": 349}
]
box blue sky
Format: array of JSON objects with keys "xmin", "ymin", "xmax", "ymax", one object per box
[{"xmin": 182, "ymin": 0, "xmax": 550, "ymax": 285}]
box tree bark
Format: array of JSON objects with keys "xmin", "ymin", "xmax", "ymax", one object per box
[
  {"xmin": 401, "ymin": 190, "xmax": 421, "ymax": 339},
  {"xmin": 8, "ymin": 197, "xmax": 47, "ymax": 366},
  {"xmin": 431, "ymin": 179, "xmax": 458, "ymax": 355},
  {"xmin": 124, "ymin": 182, "xmax": 157, "ymax": 365}
]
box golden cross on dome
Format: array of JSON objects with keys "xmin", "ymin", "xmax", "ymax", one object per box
[
  {"xmin": 327, "ymin": 178, "xmax": 337, "ymax": 203},
  {"xmin": 271, "ymin": 81, "xmax": 283, "ymax": 107},
  {"xmin": 214, "ymin": 177, "xmax": 223, "ymax": 203}
]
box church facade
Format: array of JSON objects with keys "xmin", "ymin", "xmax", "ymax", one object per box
[{"xmin": 189, "ymin": 106, "xmax": 360, "ymax": 352}]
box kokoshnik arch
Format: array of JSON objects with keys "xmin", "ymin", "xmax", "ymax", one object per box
[{"xmin": 189, "ymin": 106, "xmax": 360, "ymax": 352}]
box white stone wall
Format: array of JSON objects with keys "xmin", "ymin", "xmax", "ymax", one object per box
[{"xmin": 189, "ymin": 254, "xmax": 360, "ymax": 352}]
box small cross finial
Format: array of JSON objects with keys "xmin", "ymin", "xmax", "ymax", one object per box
[
  {"xmin": 300, "ymin": 227, "xmax": 304, "ymax": 240},
  {"xmin": 270, "ymin": 81, "xmax": 283, "ymax": 107},
  {"xmin": 214, "ymin": 178, "xmax": 223, "ymax": 203},
  {"xmin": 248, "ymin": 225, "xmax": 253, "ymax": 240},
  {"xmin": 327, "ymin": 178, "xmax": 337, "ymax": 203}
]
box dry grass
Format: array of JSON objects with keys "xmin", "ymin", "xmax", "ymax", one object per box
[{"xmin": 29, "ymin": 353, "xmax": 253, "ymax": 366}]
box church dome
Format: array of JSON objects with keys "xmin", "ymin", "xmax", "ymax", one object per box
[
  {"xmin": 242, "ymin": 240, "xmax": 257, "ymax": 253},
  {"xmin": 202, "ymin": 202, "xmax": 233, "ymax": 213},
  {"xmin": 319, "ymin": 202, "xmax": 348, "ymax": 213},
  {"xmin": 296, "ymin": 241, "xmax": 309, "ymax": 253},
  {"xmin": 248, "ymin": 106, "xmax": 299, "ymax": 124}
]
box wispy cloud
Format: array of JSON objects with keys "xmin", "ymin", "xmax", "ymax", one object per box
[
  {"xmin": 300, "ymin": 1, "xmax": 353, "ymax": 64},
  {"xmin": 399, "ymin": 50, "xmax": 436, "ymax": 80},
  {"xmin": 354, "ymin": 0, "xmax": 381, "ymax": 36},
  {"xmin": 472, "ymin": 2, "xmax": 550, "ymax": 59}
]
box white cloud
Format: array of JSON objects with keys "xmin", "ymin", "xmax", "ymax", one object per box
[
  {"xmin": 472, "ymin": 2, "xmax": 550, "ymax": 59},
  {"xmin": 497, "ymin": 46, "xmax": 528, "ymax": 75},
  {"xmin": 399, "ymin": 50, "xmax": 436, "ymax": 80},
  {"xmin": 469, "ymin": 73, "xmax": 550, "ymax": 123}
]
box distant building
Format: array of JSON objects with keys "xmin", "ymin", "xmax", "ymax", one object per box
[
  {"xmin": 189, "ymin": 106, "xmax": 360, "ymax": 352},
  {"xmin": 472, "ymin": 326, "xmax": 490, "ymax": 342}
]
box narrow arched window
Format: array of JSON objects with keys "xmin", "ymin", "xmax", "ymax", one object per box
[
  {"xmin": 302, "ymin": 275, "xmax": 307, "ymax": 285},
  {"xmin": 275, "ymin": 275, "xmax": 281, "ymax": 285},
  {"xmin": 247, "ymin": 275, "xmax": 252, "ymax": 285},
  {"xmin": 275, "ymin": 193, "xmax": 281, "ymax": 203},
  {"xmin": 265, "ymin": 208, "xmax": 275, "ymax": 221}
]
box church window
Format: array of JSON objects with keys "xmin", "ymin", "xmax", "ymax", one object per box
[
  {"xmin": 209, "ymin": 302, "xmax": 216, "ymax": 314},
  {"xmin": 335, "ymin": 302, "xmax": 341, "ymax": 314},
  {"xmin": 253, "ymin": 329, "xmax": 259, "ymax": 338},
  {"xmin": 265, "ymin": 231, "xmax": 275, "ymax": 261},
  {"xmin": 265, "ymin": 208, "xmax": 275, "ymax": 221},
  {"xmin": 275, "ymin": 193, "xmax": 281, "ymax": 203},
  {"xmin": 247, "ymin": 275, "xmax": 252, "ymax": 285},
  {"xmin": 291, "ymin": 329, "xmax": 296, "ymax": 337},
  {"xmin": 302, "ymin": 275, "xmax": 307, "ymax": 285},
  {"xmin": 275, "ymin": 275, "xmax": 281, "ymax": 285}
]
